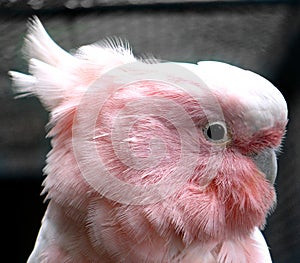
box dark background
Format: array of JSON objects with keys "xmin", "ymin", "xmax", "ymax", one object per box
[{"xmin": 1, "ymin": 0, "xmax": 299, "ymax": 262}]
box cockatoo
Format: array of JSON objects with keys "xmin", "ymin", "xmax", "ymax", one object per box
[{"xmin": 10, "ymin": 17, "xmax": 288, "ymax": 263}]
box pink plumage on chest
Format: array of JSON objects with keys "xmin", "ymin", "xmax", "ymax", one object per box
[{"xmin": 9, "ymin": 18, "xmax": 288, "ymax": 263}]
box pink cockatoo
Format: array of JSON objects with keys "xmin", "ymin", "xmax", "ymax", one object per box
[{"xmin": 10, "ymin": 17, "xmax": 288, "ymax": 263}]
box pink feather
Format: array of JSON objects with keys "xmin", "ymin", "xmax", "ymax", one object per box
[{"xmin": 9, "ymin": 17, "xmax": 287, "ymax": 263}]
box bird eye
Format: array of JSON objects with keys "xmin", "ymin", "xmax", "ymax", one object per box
[{"xmin": 203, "ymin": 121, "xmax": 228, "ymax": 143}]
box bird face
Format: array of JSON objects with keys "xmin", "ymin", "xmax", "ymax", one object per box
[
  {"xmin": 79, "ymin": 62, "xmax": 287, "ymax": 252},
  {"xmin": 10, "ymin": 18, "xmax": 288, "ymax": 261}
]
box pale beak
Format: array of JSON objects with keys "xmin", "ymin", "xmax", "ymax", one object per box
[{"xmin": 252, "ymin": 148, "xmax": 277, "ymax": 184}]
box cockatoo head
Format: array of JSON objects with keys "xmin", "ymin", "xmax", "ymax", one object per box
[{"xmin": 10, "ymin": 17, "xmax": 287, "ymax": 262}]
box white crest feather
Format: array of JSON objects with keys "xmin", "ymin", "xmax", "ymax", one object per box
[
  {"xmin": 24, "ymin": 16, "xmax": 77, "ymax": 68},
  {"xmin": 8, "ymin": 71, "xmax": 37, "ymax": 97},
  {"xmin": 9, "ymin": 16, "xmax": 137, "ymax": 111},
  {"xmin": 9, "ymin": 16, "xmax": 80, "ymax": 110},
  {"xmin": 99, "ymin": 36, "xmax": 133, "ymax": 56},
  {"xmin": 76, "ymin": 36, "xmax": 136, "ymax": 68}
]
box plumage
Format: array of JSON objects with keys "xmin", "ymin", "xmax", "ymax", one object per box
[{"xmin": 9, "ymin": 17, "xmax": 287, "ymax": 263}]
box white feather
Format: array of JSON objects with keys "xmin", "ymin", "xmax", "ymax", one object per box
[
  {"xmin": 178, "ymin": 61, "xmax": 288, "ymax": 133},
  {"xmin": 24, "ymin": 16, "xmax": 76, "ymax": 68},
  {"xmin": 216, "ymin": 228, "xmax": 272, "ymax": 263},
  {"xmin": 9, "ymin": 17, "xmax": 136, "ymax": 111}
]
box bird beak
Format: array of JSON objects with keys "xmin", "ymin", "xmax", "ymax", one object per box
[{"xmin": 251, "ymin": 148, "xmax": 277, "ymax": 184}]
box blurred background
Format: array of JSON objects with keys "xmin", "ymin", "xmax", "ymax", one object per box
[{"xmin": 1, "ymin": 0, "xmax": 299, "ymax": 262}]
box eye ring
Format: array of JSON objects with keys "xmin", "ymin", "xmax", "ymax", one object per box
[{"xmin": 203, "ymin": 121, "xmax": 229, "ymax": 143}]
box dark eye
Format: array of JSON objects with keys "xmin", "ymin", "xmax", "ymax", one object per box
[{"xmin": 203, "ymin": 121, "xmax": 229, "ymax": 142}]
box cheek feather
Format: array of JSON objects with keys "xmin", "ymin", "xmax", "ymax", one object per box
[
  {"xmin": 147, "ymin": 151, "xmax": 277, "ymax": 243},
  {"xmin": 213, "ymin": 151, "xmax": 276, "ymax": 235}
]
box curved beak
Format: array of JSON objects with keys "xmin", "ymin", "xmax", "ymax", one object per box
[{"xmin": 251, "ymin": 148, "xmax": 277, "ymax": 184}]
